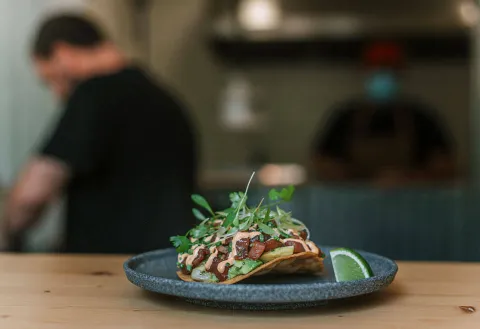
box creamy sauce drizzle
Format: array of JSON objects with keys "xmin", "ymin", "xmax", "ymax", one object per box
[
  {"xmin": 217, "ymin": 232, "xmax": 261, "ymax": 273},
  {"xmin": 185, "ymin": 244, "xmax": 206, "ymax": 266},
  {"xmin": 182, "ymin": 221, "xmax": 318, "ymax": 274},
  {"xmin": 205, "ymin": 246, "xmax": 218, "ymax": 270},
  {"xmin": 281, "ymin": 238, "xmax": 310, "ymax": 252},
  {"xmin": 178, "ymin": 254, "xmax": 188, "ymax": 263},
  {"xmin": 203, "ymin": 235, "xmax": 214, "ymax": 243},
  {"xmin": 306, "ymin": 241, "xmax": 320, "ymax": 254},
  {"xmin": 286, "ymin": 229, "xmax": 299, "ymax": 236}
]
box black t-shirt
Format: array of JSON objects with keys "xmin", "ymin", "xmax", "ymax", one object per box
[
  {"xmin": 314, "ymin": 98, "xmax": 453, "ymax": 166},
  {"xmin": 40, "ymin": 67, "xmax": 197, "ymax": 254}
]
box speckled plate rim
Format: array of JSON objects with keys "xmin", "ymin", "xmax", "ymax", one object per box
[{"xmin": 123, "ymin": 246, "xmax": 398, "ymax": 304}]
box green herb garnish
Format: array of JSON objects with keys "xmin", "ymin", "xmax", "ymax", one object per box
[
  {"xmin": 258, "ymin": 223, "xmax": 276, "ymax": 235},
  {"xmin": 191, "ymin": 226, "xmax": 208, "ymax": 239},
  {"xmin": 191, "ymin": 194, "xmax": 214, "ymax": 216},
  {"xmin": 268, "ymin": 185, "xmax": 295, "ymax": 202},
  {"xmin": 263, "ymin": 207, "xmax": 271, "ymax": 224},
  {"xmin": 222, "ymin": 210, "xmax": 236, "ymax": 228},
  {"xmin": 192, "ymin": 208, "xmax": 206, "ymax": 221},
  {"xmin": 169, "ymin": 172, "xmax": 308, "ymax": 253},
  {"xmin": 281, "ymin": 231, "xmax": 291, "ymax": 239},
  {"xmin": 169, "ymin": 236, "xmax": 190, "ymax": 253},
  {"xmin": 229, "ymin": 192, "xmax": 246, "ymax": 209}
]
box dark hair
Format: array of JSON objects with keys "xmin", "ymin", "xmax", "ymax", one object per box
[{"xmin": 32, "ymin": 14, "xmax": 105, "ymax": 58}]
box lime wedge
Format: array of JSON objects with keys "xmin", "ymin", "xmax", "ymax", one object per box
[{"xmin": 330, "ymin": 248, "xmax": 374, "ymax": 282}]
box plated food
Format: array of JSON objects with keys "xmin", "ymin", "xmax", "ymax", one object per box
[
  {"xmin": 125, "ymin": 174, "xmax": 392, "ymax": 308},
  {"xmin": 170, "ymin": 173, "xmax": 325, "ymax": 284}
]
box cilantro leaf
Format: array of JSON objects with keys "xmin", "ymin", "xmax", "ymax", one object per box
[
  {"xmin": 276, "ymin": 206, "xmax": 285, "ymax": 216},
  {"xmin": 258, "ymin": 223, "xmax": 276, "ymax": 235},
  {"xmin": 279, "ymin": 185, "xmax": 295, "ymax": 202},
  {"xmin": 222, "ymin": 208, "xmax": 235, "ymax": 215},
  {"xmin": 268, "ymin": 185, "xmax": 295, "ymax": 202},
  {"xmin": 263, "ymin": 207, "xmax": 271, "ymax": 223},
  {"xmin": 233, "ymin": 215, "xmax": 240, "ymax": 227},
  {"xmin": 191, "ymin": 194, "xmax": 214, "ymax": 215},
  {"xmin": 222, "ymin": 210, "xmax": 236, "ymax": 228},
  {"xmin": 239, "ymin": 216, "xmax": 253, "ymax": 231},
  {"xmin": 268, "ymin": 189, "xmax": 280, "ymax": 201},
  {"xmin": 229, "ymin": 192, "xmax": 245, "ymax": 209},
  {"xmin": 191, "ymin": 226, "xmax": 208, "ymax": 239},
  {"xmin": 169, "ymin": 236, "xmax": 190, "ymax": 253},
  {"xmin": 192, "ymin": 208, "xmax": 206, "ymax": 221},
  {"xmin": 215, "ymin": 210, "xmax": 229, "ymax": 216}
]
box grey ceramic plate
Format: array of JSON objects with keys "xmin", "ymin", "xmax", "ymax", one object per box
[{"xmin": 124, "ymin": 246, "xmax": 398, "ymax": 310}]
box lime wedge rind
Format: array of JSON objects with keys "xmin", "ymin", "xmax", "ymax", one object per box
[{"xmin": 330, "ymin": 248, "xmax": 374, "ymax": 282}]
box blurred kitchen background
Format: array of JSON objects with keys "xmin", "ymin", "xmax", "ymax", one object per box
[{"xmin": 2, "ymin": 0, "xmax": 480, "ymax": 259}]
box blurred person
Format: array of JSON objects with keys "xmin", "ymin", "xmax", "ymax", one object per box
[
  {"xmin": 313, "ymin": 42, "xmax": 456, "ymax": 186},
  {"xmin": 2, "ymin": 14, "xmax": 197, "ymax": 253}
]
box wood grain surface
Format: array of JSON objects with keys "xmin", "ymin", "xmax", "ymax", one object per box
[{"xmin": 0, "ymin": 254, "xmax": 478, "ymax": 328}]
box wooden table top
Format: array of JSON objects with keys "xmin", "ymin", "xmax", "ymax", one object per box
[{"xmin": 0, "ymin": 254, "xmax": 478, "ymax": 329}]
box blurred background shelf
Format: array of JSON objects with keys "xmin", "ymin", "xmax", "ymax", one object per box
[{"xmin": 2, "ymin": 0, "xmax": 480, "ymax": 257}]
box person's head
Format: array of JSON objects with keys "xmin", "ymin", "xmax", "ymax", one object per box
[
  {"xmin": 362, "ymin": 41, "xmax": 405, "ymax": 103},
  {"xmin": 31, "ymin": 14, "xmax": 113, "ymax": 100}
]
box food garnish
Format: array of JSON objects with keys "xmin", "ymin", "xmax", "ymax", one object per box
[
  {"xmin": 170, "ymin": 172, "xmax": 324, "ymax": 284},
  {"xmin": 330, "ymin": 248, "xmax": 374, "ymax": 282}
]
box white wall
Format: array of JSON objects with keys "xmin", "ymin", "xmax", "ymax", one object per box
[
  {"xmin": 0, "ymin": 0, "xmax": 56, "ymax": 185},
  {"xmin": 0, "ymin": 0, "xmax": 88, "ymax": 251},
  {"xmin": 87, "ymin": 0, "xmax": 146, "ymax": 62}
]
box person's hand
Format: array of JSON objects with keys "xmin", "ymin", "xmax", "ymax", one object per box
[
  {"xmin": 0, "ymin": 216, "xmax": 9, "ymax": 251},
  {"xmin": 1, "ymin": 191, "xmax": 30, "ymax": 251},
  {"xmin": 0, "ymin": 215, "xmax": 27, "ymax": 252}
]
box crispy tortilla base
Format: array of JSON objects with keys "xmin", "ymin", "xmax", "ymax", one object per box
[{"xmin": 177, "ymin": 251, "xmax": 324, "ymax": 285}]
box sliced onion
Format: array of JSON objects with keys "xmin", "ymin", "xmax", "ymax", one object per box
[
  {"xmin": 238, "ymin": 212, "xmax": 251, "ymax": 220},
  {"xmin": 216, "ymin": 226, "xmax": 226, "ymax": 236},
  {"xmin": 226, "ymin": 227, "xmax": 239, "ymax": 236},
  {"xmin": 273, "ymin": 213, "xmax": 282, "ymax": 228},
  {"xmin": 291, "ymin": 218, "xmax": 310, "ymax": 240},
  {"xmin": 217, "ymin": 227, "xmax": 238, "ymax": 240},
  {"xmin": 191, "ymin": 265, "xmax": 216, "ymax": 282}
]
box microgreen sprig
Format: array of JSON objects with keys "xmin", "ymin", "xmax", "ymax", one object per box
[
  {"xmin": 170, "ymin": 172, "xmax": 305, "ymax": 254},
  {"xmin": 191, "ymin": 194, "xmax": 214, "ymax": 216}
]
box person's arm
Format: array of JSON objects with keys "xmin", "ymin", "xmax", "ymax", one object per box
[
  {"xmin": 312, "ymin": 107, "xmax": 352, "ymax": 181},
  {"xmin": 2, "ymin": 157, "xmax": 70, "ymax": 235},
  {"xmin": 2, "ymin": 81, "xmax": 113, "ymax": 243}
]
